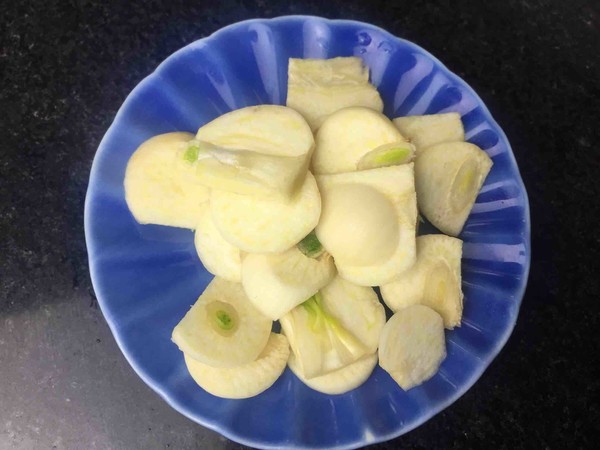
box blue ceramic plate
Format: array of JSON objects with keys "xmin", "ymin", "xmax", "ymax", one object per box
[{"xmin": 85, "ymin": 16, "xmax": 530, "ymax": 449}]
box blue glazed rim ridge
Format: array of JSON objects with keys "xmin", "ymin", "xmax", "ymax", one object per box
[{"xmin": 84, "ymin": 15, "xmax": 531, "ymax": 450}]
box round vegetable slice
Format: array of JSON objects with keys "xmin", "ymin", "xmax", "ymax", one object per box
[
  {"xmin": 172, "ymin": 277, "xmax": 272, "ymax": 368},
  {"xmin": 378, "ymin": 305, "xmax": 446, "ymax": 390},
  {"xmin": 415, "ymin": 141, "xmax": 492, "ymax": 236},
  {"xmin": 210, "ymin": 172, "xmax": 321, "ymax": 253},
  {"xmin": 124, "ymin": 132, "xmax": 209, "ymax": 229},
  {"xmin": 380, "ymin": 234, "xmax": 463, "ymax": 329},
  {"xmin": 312, "ymin": 107, "xmax": 406, "ymax": 174},
  {"xmin": 242, "ymin": 247, "xmax": 336, "ymax": 320},
  {"xmin": 184, "ymin": 333, "xmax": 289, "ymax": 399}
]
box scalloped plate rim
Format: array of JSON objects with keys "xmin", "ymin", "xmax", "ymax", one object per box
[{"xmin": 84, "ymin": 15, "xmax": 531, "ymax": 450}]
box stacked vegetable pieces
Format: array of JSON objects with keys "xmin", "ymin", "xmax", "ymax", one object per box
[{"xmin": 124, "ymin": 57, "xmax": 492, "ymax": 398}]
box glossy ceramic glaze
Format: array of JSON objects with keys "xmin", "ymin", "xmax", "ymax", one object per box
[{"xmin": 84, "ymin": 16, "xmax": 530, "ymax": 449}]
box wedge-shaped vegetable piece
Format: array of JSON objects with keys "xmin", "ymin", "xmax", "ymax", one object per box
[
  {"xmin": 194, "ymin": 105, "xmax": 313, "ymax": 198},
  {"xmin": 316, "ymin": 165, "xmax": 417, "ymax": 286},
  {"xmin": 185, "ymin": 140, "xmax": 309, "ymax": 200},
  {"xmin": 381, "ymin": 235, "xmax": 463, "ymax": 328},
  {"xmin": 286, "ymin": 57, "xmax": 384, "ymax": 131},
  {"xmin": 184, "ymin": 333, "xmax": 289, "ymax": 399},
  {"xmin": 318, "ymin": 276, "xmax": 385, "ymax": 354},
  {"xmin": 288, "ymin": 352, "xmax": 377, "ymax": 395},
  {"xmin": 357, "ymin": 141, "xmax": 416, "ymax": 170},
  {"xmin": 393, "ymin": 112, "xmax": 464, "ymax": 151},
  {"xmin": 379, "ymin": 305, "xmax": 446, "ymax": 390},
  {"xmin": 280, "ymin": 294, "xmax": 366, "ymax": 379},
  {"xmin": 124, "ymin": 132, "xmax": 210, "ymax": 229},
  {"xmin": 242, "ymin": 247, "xmax": 336, "ymax": 320},
  {"xmin": 415, "ymin": 142, "xmax": 493, "ymax": 236},
  {"xmin": 280, "ymin": 276, "xmax": 385, "ymax": 378},
  {"xmin": 196, "ymin": 105, "xmax": 313, "ymax": 157},
  {"xmin": 172, "ymin": 278, "xmax": 271, "ymax": 368},
  {"xmin": 211, "ymin": 172, "xmax": 321, "ymax": 253},
  {"xmin": 194, "ymin": 203, "xmax": 242, "ymax": 282},
  {"xmin": 312, "ymin": 107, "xmax": 406, "ymax": 174}
]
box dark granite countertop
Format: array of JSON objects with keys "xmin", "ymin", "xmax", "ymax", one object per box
[{"xmin": 1, "ymin": 1, "xmax": 599, "ymax": 449}]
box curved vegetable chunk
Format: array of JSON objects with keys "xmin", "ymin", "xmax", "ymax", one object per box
[
  {"xmin": 186, "ymin": 140, "xmax": 309, "ymax": 200},
  {"xmin": 288, "ymin": 352, "xmax": 377, "ymax": 395},
  {"xmin": 211, "ymin": 172, "xmax": 321, "ymax": 253},
  {"xmin": 194, "ymin": 203, "xmax": 242, "ymax": 282},
  {"xmin": 286, "ymin": 57, "xmax": 383, "ymax": 131},
  {"xmin": 319, "ymin": 277, "xmax": 385, "ymax": 355},
  {"xmin": 242, "ymin": 247, "xmax": 336, "ymax": 320},
  {"xmin": 280, "ymin": 276, "xmax": 385, "ymax": 378},
  {"xmin": 184, "ymin": 333, "xmax": 289, "ymax": 399},
  {"xmin": 415, "ymin": 142, "xmax": 492, "ymax": 236},
  {"xmin": 316, "ymin": 165, "xmax": 417, "ymax": 286},
  {"xmin": 393, "ymin": 112, "xmax": 464, "ymax": 151},
  {"xmin": 381, "ymin": 234, "xmax": 463, "ymax": 329},
  {"xmin": 379, "ymin": 305, "xmax": 446, "ymax": 390},
  {"xmin": 172, "ymin": 278, "xmax": 271, "ymax": 368},
  {"xmin": 124, "ymin": 132, "xmax": 209, "ymax": 229},
  {"xmin": 312, "ymin": 107, "xmax": 405, "ymax": 175},
  {"xmin": 196, "ymin": 105, "xmax": 313, "ymax": 157},
  {"xmin": 193, "ymin": 105, "xmax": 313, "ymax": 199},
  {"xmin": 317, "ymin": 183, "xmax": 398, "ymax": 266}
]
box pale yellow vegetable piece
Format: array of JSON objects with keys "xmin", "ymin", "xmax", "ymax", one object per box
[
  {"xmin": 187, "ymin": 144, "xmax": 308, "ymax": 200},
  {"xmin": 379, "ymin": 305, "xmax": 446, "ymax": 390},
  {"xmin": 286, "ymin": 57, "xmax": 384, "ymax": 131},
  {"xmin": 242, "ymin": 247, "xmax": 336, "ymax": 320},
  {"xmin": 319, "ymin": 277, "xmax": 385, "ymax": 355},
  {"xmin": 184, "ymin": 333, "xmax": 289, "ymax": 399},
  {"xmin": 194, "ymin": 202, "xmax": 242, "ymax": 282},
  {"xmin": 210, "ymin": 172, "xmax": 321, "ymax": 253},
  {"xmin": 172, "ymin": 278, "xmax": 271, "ymax": 368},
  {"xmin": 317, "ymin": 183, "xmax": 398, "ymax": 266},
  {"xmin": 415, "ymin": 142, "xmax": 493, "ymax": 236},
  {"xmin": 381, "ymin": 234, "xmax": 463, "ymax": 329},
  {"xmin": 393, "ymin": 112, "xmax": 464, "ymax": 151},
  {"xmin": 280, "ymin": 295, "xmax": 366, "ymax": 380},
  {"xmin": 193, "ymin": 105, "xmax": 313, "ymax": 198},
  {"xmin": 316, "ymin": 165, "xmax": 417, "ymax": 286},
  {"xmin": 288, "ymin": 352, "xmax": 377, "ymax": 395},
  {"xmin": 312, "ymin": 107, "xmax": 406, "ymax": 175},
  {"xmin": 124, "ymin": 132, "xmax": 209, "ymax": 229},
  {"xmin": 188, "ymin": 140, "xmax": 309, "ymax": 199},
  {"xmin": 280, "ymin": 276, "xmax": 385, "ymax": 379},
  {"xmin": 196, "ymin": 105, "xmax": 313, "ymax": 157}
]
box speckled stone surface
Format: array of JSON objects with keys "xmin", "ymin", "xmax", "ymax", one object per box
[{"xmin": 1, "ymin": 0, "xmax": 599, "ymax": 449}]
